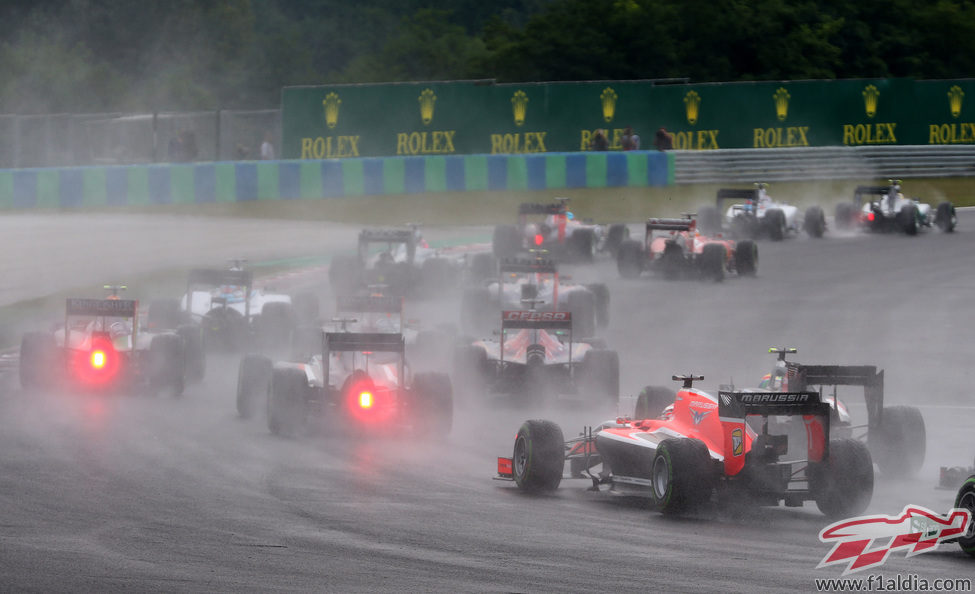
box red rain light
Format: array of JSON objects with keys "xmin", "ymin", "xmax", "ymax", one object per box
[
  {"xmin": 90, "ymin": 350, "xmax": 107, "ymax": 369},
  {"xmin": 867, "ymin": 211, "xmax": 875, "ymax": 222},
  {"xmin": 534, "ymin": 234, "xmax": 544, "ymax": 246},
  {"xmin": 358, "ymin": 391, "xmax": 374, "ymax": 409}
]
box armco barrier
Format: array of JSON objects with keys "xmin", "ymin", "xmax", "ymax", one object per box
[{"xmin": 0, "ymin": 151, "xmax": 673, "ymax": 208}]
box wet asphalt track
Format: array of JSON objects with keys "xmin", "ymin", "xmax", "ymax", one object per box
[{"xmin": 0, "ymin": 211, "xmax": 973, "ymax": 592}]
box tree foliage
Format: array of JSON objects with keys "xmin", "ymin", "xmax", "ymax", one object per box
[{"xmin": 1, "ymin": 0, "xmax": 974, "ymax": 113}]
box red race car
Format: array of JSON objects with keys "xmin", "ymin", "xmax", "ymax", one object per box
[{"xmin": 496, "ymin": 375, "xmax": 873, "ymax": 517}]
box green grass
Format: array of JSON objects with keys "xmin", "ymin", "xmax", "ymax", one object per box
[{"xmin": 59, "ymin": 176, "xmax": 975, "ymax": 226}]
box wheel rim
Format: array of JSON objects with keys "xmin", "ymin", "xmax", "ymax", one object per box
[
  {"xmin": 960, "ymin": 490, "xmax": 975, "ymax": 540},
  {"xmin": 514, "ymin": 435, "xmax": 529, "ymax": 479},
  {"xmin": 652, "ymin": 454, "xmax": 670, "ymax": 500}
]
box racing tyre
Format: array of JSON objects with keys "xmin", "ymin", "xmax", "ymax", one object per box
[
  {"xmin": 290, "ymin": 291, "xmax": 320, "ymax": 325},
  {"xmin": 236, "ymin": 354, "xmax": 272, "ymax": 419},
  {"xmin": 258, "ymin": 302, "xmax": 295, "ymax": 353},
  {"xmin": 202, "ymin": 307, "xmax": 247, "ymax": 352},
  {"xmin": 468, "ymin": 252, "xmax": 497, "ymax": 283},
  {"xmin": 696, "ymin": 206, "xmax": 722, "ymax": 236},
  {"xmin": 651, "ymin": 438, "xmax": 714, "ymax": 514},
  {"xmin": 566, "ymin": 290, "xmax": 596, "ymax": 338},
  {"xmin": 765, "ymin": 208, "xmax": 786, "ymax": 241},
  {"xmin": 634, "ymin": 386, "xmax": 675, "ymax": 419},
  {"xmin": 898, "ymin": 203, "xmax": 918, "ymax": 235},
  {"xmin": 935, "ymin": 201, "xmax": 957, "ymax": 233},
  {"xmin": 412, "ymin": 372, "xmax": 453, "ymax": 438},
  {"xmin": 734, "ymin": 240, "xmax": 758, "ymax": 277},
  {"xmin": 329, "ymin": 253, "xmax": 362, "ymax": 296},
  {"xmin": 267, "ymin": 367, "xmax": 308, "ymax": 438},
  {"xmin": 148, "ymin": 333, "xmax": 185, "ymax": 397},
  {"xmin": 177, "ymin": 324, "xmax": 206, "ymax": 383},
  {"xmin": 954, "ymin": 475, "xmax": 975, "ymax": 557},
  {"xmin": 580, "ymin": 349, "xmax": 619, "ymax": 404},
  {"xmin": 803, "ymin": 206, "xmax": 826, "ymax": 238},
  {"xmin": 460, "ymin": 287, "xmax": 494, "ymax": 336},
  {"xmin": 452, "ymin": 344, "xmax": 489, "ymax": 402},
  {"xmin": 834, "ymin": 202, "xmax": 856, "ymax": 230},
  {"xmin": 492, "ymin": 225, "xmax": 522, "ymax": 260},
  {"xmin": 868, "ymin": 405, "xmax": 926, "ymax": 478},
  {"xmin": 605, "ymin": 224, "xmax": 629, "ymax": 256},
  {"xmin": 585, "ymin": 283, "xmax": 610, "ymax": 327},
  {"xmin": 147, "ymin": 299, "xmax": 182, "ymax": 330},
  {"xmin": 421, "ymin": 257, "xmax": 454, "ymax": 295},
  {"xmin": 660, "ymin": 241, "xmax": 684, "ymax": 280},
  {"xmin": 512, "ymin": 420, "xmax": 565, "ymax": 492},
  {"xmin": 567, "ymin": 229, "xmax": 596, "ymax": 263},
  {"xmin": 616, "ymin": 239, "xmax": 644, "ymax": 279},
  {"xmin": 811, "ymin": 438, "xmax": 874, "ymax": 518},
  {"xmin": 19, "ymin": 332, "xmax": 58, "ymax": 390},
  {"xmin": 699, "ymin": 243, "xmax": 725, "ymax": 282}
]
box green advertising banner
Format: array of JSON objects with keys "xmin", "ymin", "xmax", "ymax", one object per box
[{"xmin": 282, "ymin": 78, "xmax": 975, "ymax": 158}]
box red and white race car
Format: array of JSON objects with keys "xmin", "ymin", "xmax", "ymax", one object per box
[
  {"xmin": 616, "ymin": 215, "xmax": 757, "ymax": 281},
  {"xmin": 496, "ymin": 374, "xmax": 873, "ymax": 517}
]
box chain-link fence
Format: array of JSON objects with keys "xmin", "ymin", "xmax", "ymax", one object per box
[{"xmin": 0, "ymin": 109, "xmax": 280, "ymax": 168}]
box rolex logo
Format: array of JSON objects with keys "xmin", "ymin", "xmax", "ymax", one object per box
[
  {"xmin": 773, "ymin": 87, "xmax": 791, "ymax": 121},
  {"xmin": 511, "ymin": 90, "xmax": 529, "ymax": 127},
  {"xmin": 600, "ymin": 87, "xmax": 618, "ymax": 123},
  {"xmin": 684, "ymin": 91, "xmax": 701, "ymax": 125},
  {"xmin": 419, "ymin": 88, "xmax": 436, "ymax": 125},
  {"xmin": 323, "ymin": 92, "xmax": 341, "ymax": 129},
  {"xmin": 949, "ymin": 85, "xmax": 965, "ymax": 118},
  {"xmin": 862, "ymin": 85, "xmax": 880, "ymax": 118}
]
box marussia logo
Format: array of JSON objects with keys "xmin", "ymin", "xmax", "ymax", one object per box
[
  {"xmin": 818, "ymin": 505, "xmax": 971, "ymax": 575},
  {"xmin": 502, "ymin": 311, "xmax": 570, "ymax": 321}
]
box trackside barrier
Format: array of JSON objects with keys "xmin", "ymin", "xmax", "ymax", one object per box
[{"xmin": 0, "ymin": 151, "xmax": 673, "ymax": 209}]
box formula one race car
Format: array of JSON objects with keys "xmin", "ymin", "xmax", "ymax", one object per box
[
  {"xmin": 492, "ymin": 198, "xmax": 629, "ymax": 263},
  {"xmin": 616, "ymin": 215, "xmax": 757, "ymax": 281},
  {"xmin": 759, "ymin": 347, "xmax": 926, "ymax": 478},
  {"xmin": 698, "ymin": 184, "xmax": 826, "ymax": 240},
  {"xmin": 329, "ymin": 226, "xmax": 479, "ymax": 297},
  {"xmin": 20, "ymin": 287, "xmax": 187, "ymax": 396},
  {"xmin": 461, "ymin": 256, "xmax": 607, "ymax": 337},
  {"xmin": 147, "ymin": 265, "xmax": 318, "ymax": 360},
  {"xmin": 452, "ymin": 309, "xmax": 618, "ymax": 406},
  {"xmin": 496, "ymin": 374, "xmax": 873, "ymax": 518},
  {"xmin": 834, "ymin": 180, "xmax": 957, "ymax": 235}
]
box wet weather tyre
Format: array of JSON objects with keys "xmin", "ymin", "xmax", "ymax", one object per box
[
  {"xmin": 696, "ymin": 206, "xmax": 721, "ymax": 236},
  {"xmin": 19, "ymin": 332, "xmax": 57, "ymax": 390},
  {"xmin": 804, "ymin": 206, "xmax": 826, "ymax": 238},
  {"xmin": 148, "ymin": 333, "xmax": 185, "ymax": 397},
  {"xmin": 616, "ymin": 239, "xmax": 644, "ymax": 279},
  {"xmin": 329, "ymin": 254, "xmax": 362, "ymax": 296},
  {"xmin": 512, "ymin": 420, "xmax": 565, "ymax": 492},
  {"xmin": 605, "ymin": 224, "xmax": 629, "ymax": 256},
  {"xmin": 267, "ymin": 367, "xmax": 307, "ymax": 438},
  {"xmin": 236, "ymin": 354, "xmax": 272, "ymax": 419},
  {"xmin": 147, "ymin": 299, "xmax": 182, "ymax": 330},
  {"xmin": 177, "ymin": 324, "xmax": 206, "ymax": 383},
  {"xmin": 811, "ymin": 438, "xmax": 874, "ymax": 518},
  {"xmin": 634, "ymin": 386, "xmax": 675, "ymax": 420},
  {"xmin": 567, "ymin": 290, "xmax": 596, "ymax": 338},
  {"xmin": 580, "ymin": 349, "xmax": 619, "ymax": 404},
  {"xmin": 412, "ymin": 372, "xmax": 453, "ymax": 437},
  {"xmin": 492, "ymin": 225, "xmax": 522, "ymax": 260},
  {"xmin": 699, "ymin": 244, "xmax": 725, "ymax": 282},
  {"xmin": 734, "ymin": 240, "xmax": 757, "ymax": 277},
  {"xmin": 765, "ymin": 208, "xmax": 786, "ymax": 241},
  {"xmin": 468, "ymin": 252, "xmax": 497, "ymax": 282},
  {"xmin": 567, "ymin": 229, "xmax": 596, "ymax": 263},
  {"xmin": 899, "ymin": 204, "xmax": 918, "ymax": 235},
  {"xmin": 869, "ymin": 405, "xmax": 926, "ymax": 478},
  {"xmin": 953, "ymin": 475, "xmax": 975, "ymax": 556},
  {"xmin": 651, "ymin": 438, "xmax": 714, "ymax": 514},
  {"xmin": 203, "ymin": 307, "xmax": 246, "ymax": 352},
  {"xmin": 936, "ymin": 201, "xmax": 957, "ymax": 232},
  {"xmin": 834, "ymin": 202, "xmax": 856, "ymax": 230},
  {"xmin": 585, "ymin": 283, "xmax": 610, "ymax": 327},
  {"xmin": 258, "ymin": 302, "xmax": 296, "ymax": 352},
  {"xmin": 660, "ymin": 242, "xmax": 684, "ymax": 280}
]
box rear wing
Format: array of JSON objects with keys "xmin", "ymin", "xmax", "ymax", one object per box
[
  {"xmin": 335, "ymin": 295, "xmax": 403, "ymax": 314},
  {"xmin": 786, "ymin": 363, "xmax": 884, "ymax": 428},
  {"xmin": 646, "ymin": 217, "xmax": 694, "ymax": 232},
  {"xmin": 501, "ymin": 310, "xmax": 572, "ymax": 331},
  {"xmin": 66, "ymin": 298, "xmax": 138, "ymax": 318},
  {"xmin": 716, "ymin": 188, "xmax": 760, "ymax": 209},
  {"xmin": 853, "ymin": 185, "xmax": 892, "ymax": 206},
  {"xmin": 518, "ymin": 202, "xmax": 565, "ymax": 216},
  {"xmin": 187, "ymin": 268, "xmax": 253, "ymax": 289},
  {"xmin": 499, "ymin": 257, "xmax": 558, "ymax": 275},
  {"xmin": 718, "ymin": 390, "xmax": 828, "ymax": 419},
  {"xmin": 358, "ymin": 229, "xmax": 415, "ymax": 244},
  {"xmin": 324, "ymin": 332, "xmax": 405, "ymax": 353}
]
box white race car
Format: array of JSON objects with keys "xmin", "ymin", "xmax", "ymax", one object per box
[
  {"xmin": 699, "ymin": 183, "xmax": 826, "ymax": 240},
  {"xmin": 835, "ymin": 180, "xmax": 957, "ymax": 235}
]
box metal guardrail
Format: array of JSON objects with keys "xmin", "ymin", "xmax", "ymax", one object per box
[{"xmin": 673, "ymin": 145, "xmax": 975, "ymax": 184}]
